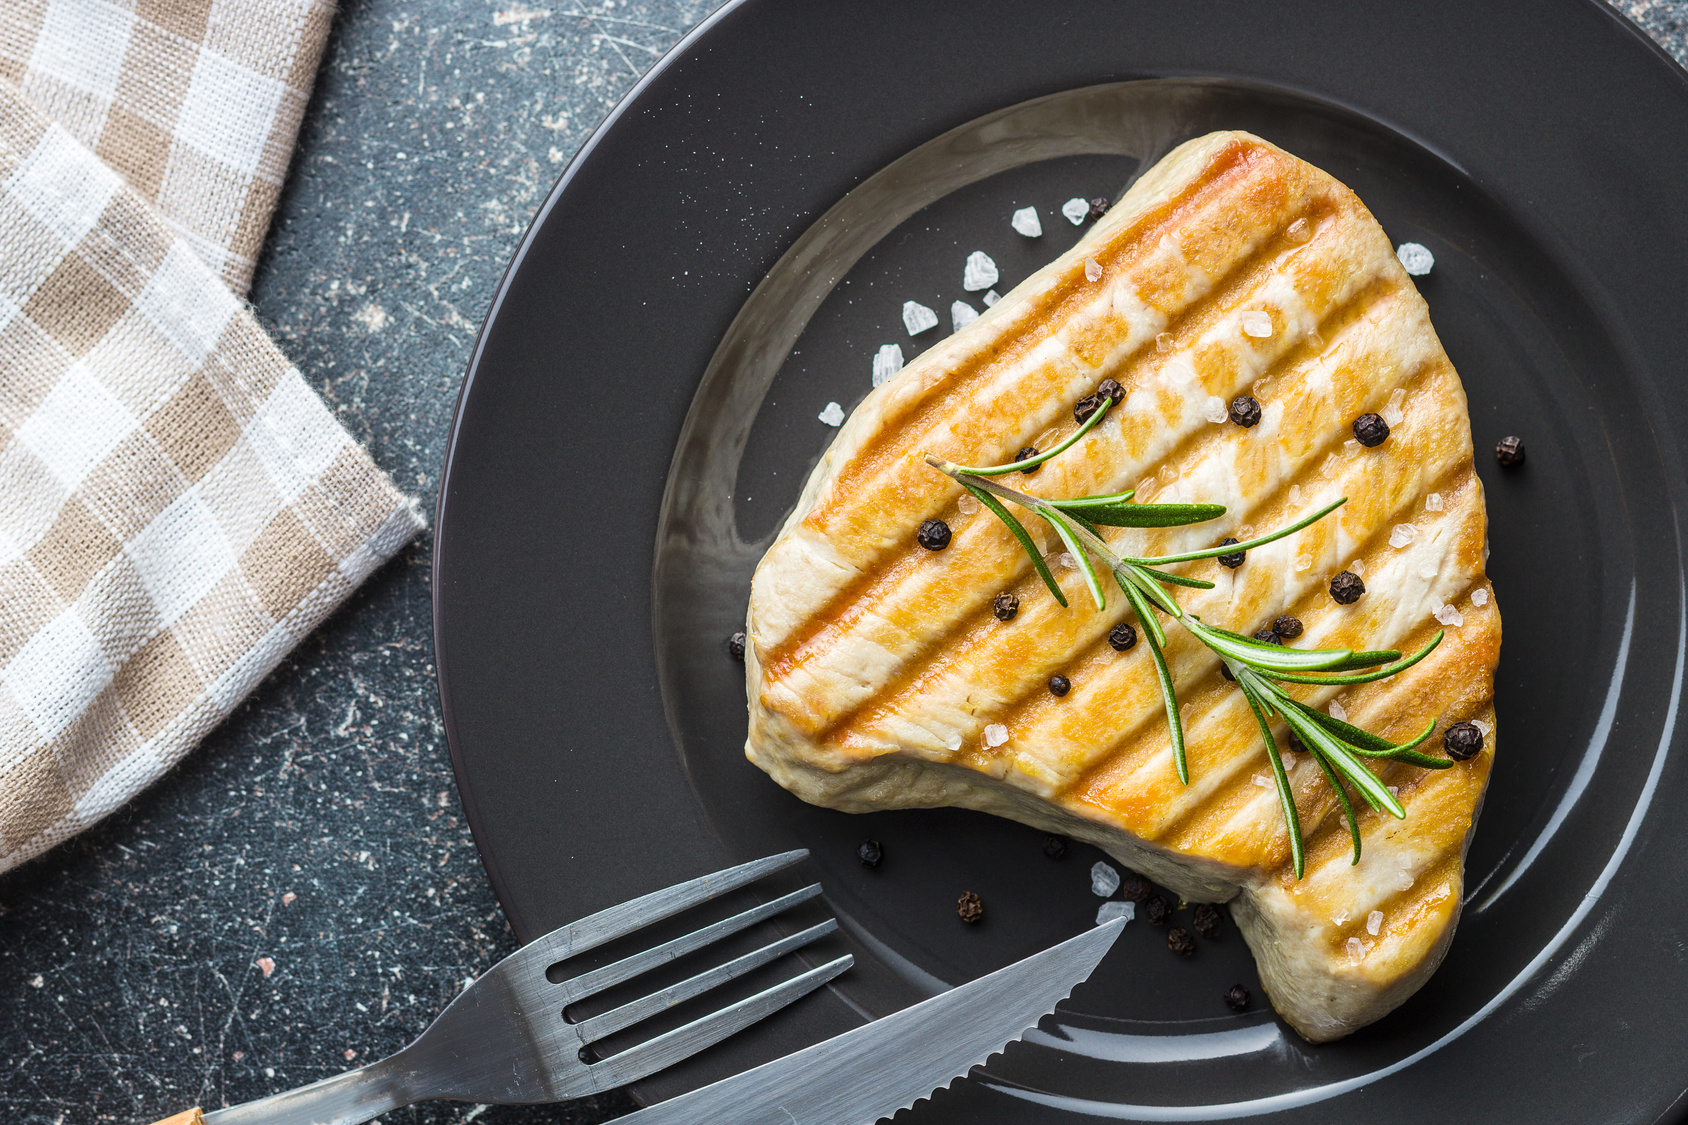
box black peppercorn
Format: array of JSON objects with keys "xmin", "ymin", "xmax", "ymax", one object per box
[
  {"xmin": 1073, "ymin": 379, "xmax": 1127, "ymax": 423},
  {"xmin": 917, "ymin": 518, "xmax": 952, "ymax": 550},
  {"xmin": 1229, "ymin": 396, "xmax": 1263, "ymax": 428},
  {"xmin": 1225, "ymin": 985, "xmax": 1251, "ymax": 1012},
  {"xmin": 1015, "ymin": 446, "xmax": 1041, "ymax": 473},
  {"xmin": 1121, "ymin": 872, "xmax": 1152, "ymax": 903},
  {"xmin": 727, "ymin": 631, "xmax": 746, "ymax": 661},
  {"xmin": 993, "ymin": 592, "xmax": 1020, "ymax": 621},
  {"xmin": 1168, "ymin": 926, "xmax": 1196, "ymax": 957},
  {"xmin": 1329, "ymin": 570, "xmax": 1365, "ymax": 605},
  {"xmin": 1443, "ymin": 720, "xmax": 1485, "ymax": 761},
  {"xmin": 1352, "ymin": 412, "xmax": 1390, "ymax": 447},
  {"xmin": 1496, "ymin": 435, "xmax": 1526, "ymax": 468},
  {"xmin": 1193, "ymin": 903, "xmax": 1223, "ymax": 940},
  {"xmin": 1217, "ymin": 537, "xmax": 1245, "ymax": 568},
  {"xmin": 1253, "ymin": 627, "xmax": 1280, "ymax": 645},
  {"xmin": 1273, "ymin": 615, "xmax": 1304, "ymax": 639},
  {"xmin": 1098, "ymin": 378, "xmax": 1124, "ymax": 403},
  {"xmin": 1043, "ymin": 834, "xmax": 1068, "ymax": 860},
  {"xmin": 1145, "ymin": 894, "xmax": 1171, "ymax": 926},
  {"xmin": 1048, "ymin": 674, "xmax": 1071, "ymax": 697},
  {"xmin": 1088, "ymin": 196, "xmax": 1112, "ymax": 222},
  {"xmin": 1286, "ymin": 729, "xmax": 1308, "ymax": 754},
  {"xmin": 857, "ymin": 840, "xmax": 883, "ymax": 868},
  {"xmin": 1108, "ymin": 623, "xmax": 1138, "ymax": 651},
  {"xmin": 957, "ymin": 891, "xmax": 984, "ymax": 923}
]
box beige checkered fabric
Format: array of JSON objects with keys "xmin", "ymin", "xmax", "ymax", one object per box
[
  {"xmin": 0, "ymin": 0, "xmax": 333, "ymax": 294},
  {"xmin": 0, "ymin": 79, "xmax": 421, "ymax": 867}
]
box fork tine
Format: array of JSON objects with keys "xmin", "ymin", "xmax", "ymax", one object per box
[
  {"xmin": 583, "ymin": 954, "xmax": 854, "ymax": 1094},
  {"xmin": 572, "ymin": 919, "xmax": 838, "ymax": 1045},
  {"xmin": 515, "ymin": 850, "xmax": 809, "ymax": 972},
  {"xmin": 558, "ymin": 884, "xmax": 822, "ymax": 1004}
]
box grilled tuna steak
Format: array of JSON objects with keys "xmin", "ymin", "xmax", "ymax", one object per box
[{"xmin": 744, "ymin": 131, "xmax": 1499, "ymax": 1042}]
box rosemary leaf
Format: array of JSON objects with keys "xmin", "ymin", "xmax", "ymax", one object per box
[
  {"xmin": 1262, "ymin": 631, "xmax": 1444, "ymax": 686},
  {"xmin": 1279, "ymin": 703, "xmax": 1405, "ymax": 818},
  {"xmin": 1187, "ymin": 618, "xmax": 1359, "ymax": 671},
  {"xmin": 1116, "ymin": 567, "xmax": 1168, "ymax": 649},
  {"xmin": 1052, "ymin": 498, "xmax": 1228, "ymax": 528},
  {"xmin": 1238, "ymin": 675, "xmax": 1306, "ymax": 878},
  {"xmin": 1043, "ymin": 509, "xmax": 1106, "ymax": 611},
  {"xmin": 943, "ymin": 396, "xmax": 1115, "ymax": 476},
  {"xmin": 960, "ymin": 481, "xmax": 1067, "ymax": 607},
  {"xmin": 1136, "ymin": 497, "xmax": 1348, "ymax": 565},
  {"xmin": 1310, "ymin": 744, "xmax": 1364, "ymax": 865},
  {"xmin": 1133, "ymin": 566, "xmax": 1216, "ymax": 590}
]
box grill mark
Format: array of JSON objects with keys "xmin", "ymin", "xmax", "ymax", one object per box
[
  {"xmin": 766, "ymin": 212, "xmax": 1399, "ymax": 729},
  {"xmin": 818, "ymin": 278, "xmax": 1431, "ymax": 773},
  {"xmin": 761, "ymin": 151, "xmax": 1332, "ymax": 673}
]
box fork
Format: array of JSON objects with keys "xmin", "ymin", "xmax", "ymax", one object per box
[{"xmin": 150, "ymin": 849, "xmax": 847, "ymax": 1125}]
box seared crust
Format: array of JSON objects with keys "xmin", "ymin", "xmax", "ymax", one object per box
[{"xmin": 745, "ymin": 132, "xmax": 1499, "ymax": 1041}]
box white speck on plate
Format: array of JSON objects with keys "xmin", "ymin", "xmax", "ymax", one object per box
[
  {"xmin": 1396, "ymin": 241, "xmax": 1435, "ymax": 276},
  {"xmin": 1096, "ymin": 900, "xmax": 1135, "ymax": 925},
  {"xmin": 983, "ymin": 723, "xmax": 1009, "ymax": 748},
  {"xmin": 1090, "ymin": 861, "xmax": 1121, "ymax": 897},
  {"xmin": 1328, "ymin": 700, "xmax": 1347, "ymax": 722},
  {"xmin": 1472, "ymin": 586, "xmax": 1489, "ymax": 606},
  {"xmin": 963, "ymin": 251, "xmax": 999, "ymax": 291},
  {"xmin": 943, "ymin": 730, "xmax": 963, "ymax": 752},
  {"xmin": 982, "ymin": 289, "xmax": 1001, "ymax": 307},
  {"xmin": 1389, "ymin": 524, "xmax": 1418, "ymax": 549},
  {"xmin": 1366, "ymin": 910, "xmax": 1383, "ymax": 936},
  {"xmin": 1473, "ymin": 718, "xmax": 1492, "ymax": 736},
  {"xmin": 1240, "ymin": 310, "xmax": 1273, "ymax": 337},
  {"xmin": 1381, "ymin": 387, "xmax": 1407, "ymax": 426},
  {"xmin": 902, "ymin": 300, "xmax": 939, "ymax": 335},
  {"xmin": 1155, "ymin": 331, "xmax": 1175, "ymax": 353},
  {"xmin": 1011, "ymin": 206, "xmax": 1042, "ymax": 237},
  {"xmin": 817, "ymin": 401, "xmax": 844, "ymax": 427},
  {"xmin": 1252, "ymin": 774, "xmax": 1272, "ymax": 789},
  {"xmin": 1434, "ymin": 602, "xmax": 1465, "ymax": 627},
  {"xmin": 1426, "ymin": 491, "xmax": 1443, "ymax": 512},
  {"xmin": 1084, "ymin": 257, "xmax": 1102, "ymax": 282},
  {"xmin": 951, "ymin": 300, "xmax": 979, "ymax": 332},
  {"xmin": 871, "ymin": 343, "xmax": 904, "ymax": 386},
  {"xmin": 1202, "ymin": 396, "xmax": 1229, "ymax": 424},
  {"xmin": 1062, "ymin": 197, "xmax": 1090, "ymax": 225}
]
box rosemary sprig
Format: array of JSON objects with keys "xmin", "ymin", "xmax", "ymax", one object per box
[{"xmin": 926, "ymin": 418, "xmax": 1451, "ymax": 877}]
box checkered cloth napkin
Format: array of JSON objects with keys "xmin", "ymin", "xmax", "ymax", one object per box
[{"xmin": 0, "ymin": 1, "xmax": 424, "ymax": 874}]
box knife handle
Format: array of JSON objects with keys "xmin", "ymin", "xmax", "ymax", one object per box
[{"xmin": 147, "ymin": 1110, "xmax": 203, "ymax": 1125}]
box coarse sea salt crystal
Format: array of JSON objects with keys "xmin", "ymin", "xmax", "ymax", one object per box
[
  {"xmin": 1289, "ymin": 484, "xmax": 1302, "ymax": 504},
  {"xmin": 1252, "ymin": 774, "xmax": 1272, "ymax": 789},
  {"xmin": 1155, "ymin": 331, "xmax": 1175, "ymax": 353},
  {"xmin": 871, "ymin": 343, "xmax": 904, "ymax": 386},
  {"xmin": 902, "ymin": 300, "xmax": 938, "ymax": 335},
  {"xmin": 983, "ymin": 723, "xmax": 1009, "ymax": 748},
  {"xmin": 1348, "ymin": 558, "xmax": 1365, "ymax": 578},
  {"xmin": 1367, "ymin": 909, "xmax": 1383, "ymax": 936},
  {"xmin": 943, "ymin": 731, "xmax": 963, "ymax": 752},
  {"xmin": 1058, "ymin": 552, "xmax": 1077, "ymax": 571},
  {"xmin": 951, "ymin": 300, "xmax": 979, "ymax": 332},
  {"xmin": 1202, "ymin": 396, "xmax": 1229, "ymax": 424},
  {"xmin": 1344, "ymin": 438, "xmax": 1361, "ymax": 457},
  {"xmin": 1096, "ymin": 900, "xmax": 1135, "ymax": 926},
  {"xmin": 1388, "ymin": 785, "xmax": 1399, "ymax": 797},
  {"xmin": 1285, "ymin": 216, "xmax": 1312, "ymax": 243},
  {"xmin": 1426, "ymin": 492, "xmax": 1443, "ymax": 512},
  {"xmin": 982, "ymin": 289, "xmax": 1001, "ymax": 307},
  {"xmin": 1062, "ymin": 197, "xmax": 1090, "ymax": 225},
  {"xmin": 1434, "ymin": 602, "xmax": 1465, "ymax": 627},
  {"xmin": 1473, "ymin": 718, "xmax": 1492, "ymax": 736},
  {"xmin": 1320, "ymin": 453, "xmax": 1340, "ymax": 479},
  {"xmin": 1307, "ymin": 329, "xmax": 1325, "ymax": 350},
  {"xmin": 1084, "ymin": 257, "xmax": 1102, "ymax": 282},
  {"xmin": 1472, "ymin": 587, "xmax": 1489, "ymax": 606},
  {"xmin": 1389, "ymin": 524, "xmax": 1418, "ymax": 549},
  {"xmin": 957, "ymin": 495, "xmax": 979, "ymax": 515},
  {"xmin": 1011, "ymin": 206, "xmax": 1042, "ymax": 237},
  {"xmin": 1240, "ymin": 310, "xmax": 1273, "ymax": 338},
  {"xmin": 963, "ymin": 251, "xmax": 999, "ymax": 291},
  {"xmin": 1329, "ymin": 700, "xmax": 1347, "ymax": 722},
  {"xmin": 1346, "ymin": 936, "xmax": 1369, "ymax": 961},
  {"xmin": 817, "ymin": 401, "xmax": 844, "ymax": 427},
  {"xmin": 1417, "ymin": 555, "xmax": 1439, "ymax": 579},
  {"xmin": 1332, "ymin": 910, "xmax": 1351, "ymax": 926},
  {"xmin": 1090, "ymin": 861, "xmax": 1122, "ymax": 897},
  {"xmin": 1396, "ymin": 241, "xmax": 1435, "ymax": 276}
]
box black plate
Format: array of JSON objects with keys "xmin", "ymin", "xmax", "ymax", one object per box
[{"xmin": 435, "ymin": 3, "xmax": 1688, "ymax": 1120}]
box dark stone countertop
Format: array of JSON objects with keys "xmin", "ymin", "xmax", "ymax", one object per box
[{"xmin": 2, "ymin": 3, "xmax": 1683, "ymax": 1124}]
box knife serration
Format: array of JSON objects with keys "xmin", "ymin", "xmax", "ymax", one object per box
[{"xmin": 615, "ymin": 918, "xmax": 1124, "ymax": 1125}]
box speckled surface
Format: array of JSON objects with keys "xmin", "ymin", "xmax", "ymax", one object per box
[{"xmin": 1, "ymin": 3, "xmax": 1684, "ymax": 1124}]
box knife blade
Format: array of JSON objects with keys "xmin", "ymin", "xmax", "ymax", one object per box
[{"xmin": 616, "ymin": 917, "xmax": 1124, "ymax": 1125}]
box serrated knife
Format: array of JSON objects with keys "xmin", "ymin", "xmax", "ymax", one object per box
[{"xmin": 618, "ymin": 917, "xmax": 1124, "ymax": 1125}]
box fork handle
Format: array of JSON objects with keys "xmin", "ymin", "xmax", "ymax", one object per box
[{"xmin": 171, "ymin": 1052, "xmax": 416, "ymax": 1125}]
